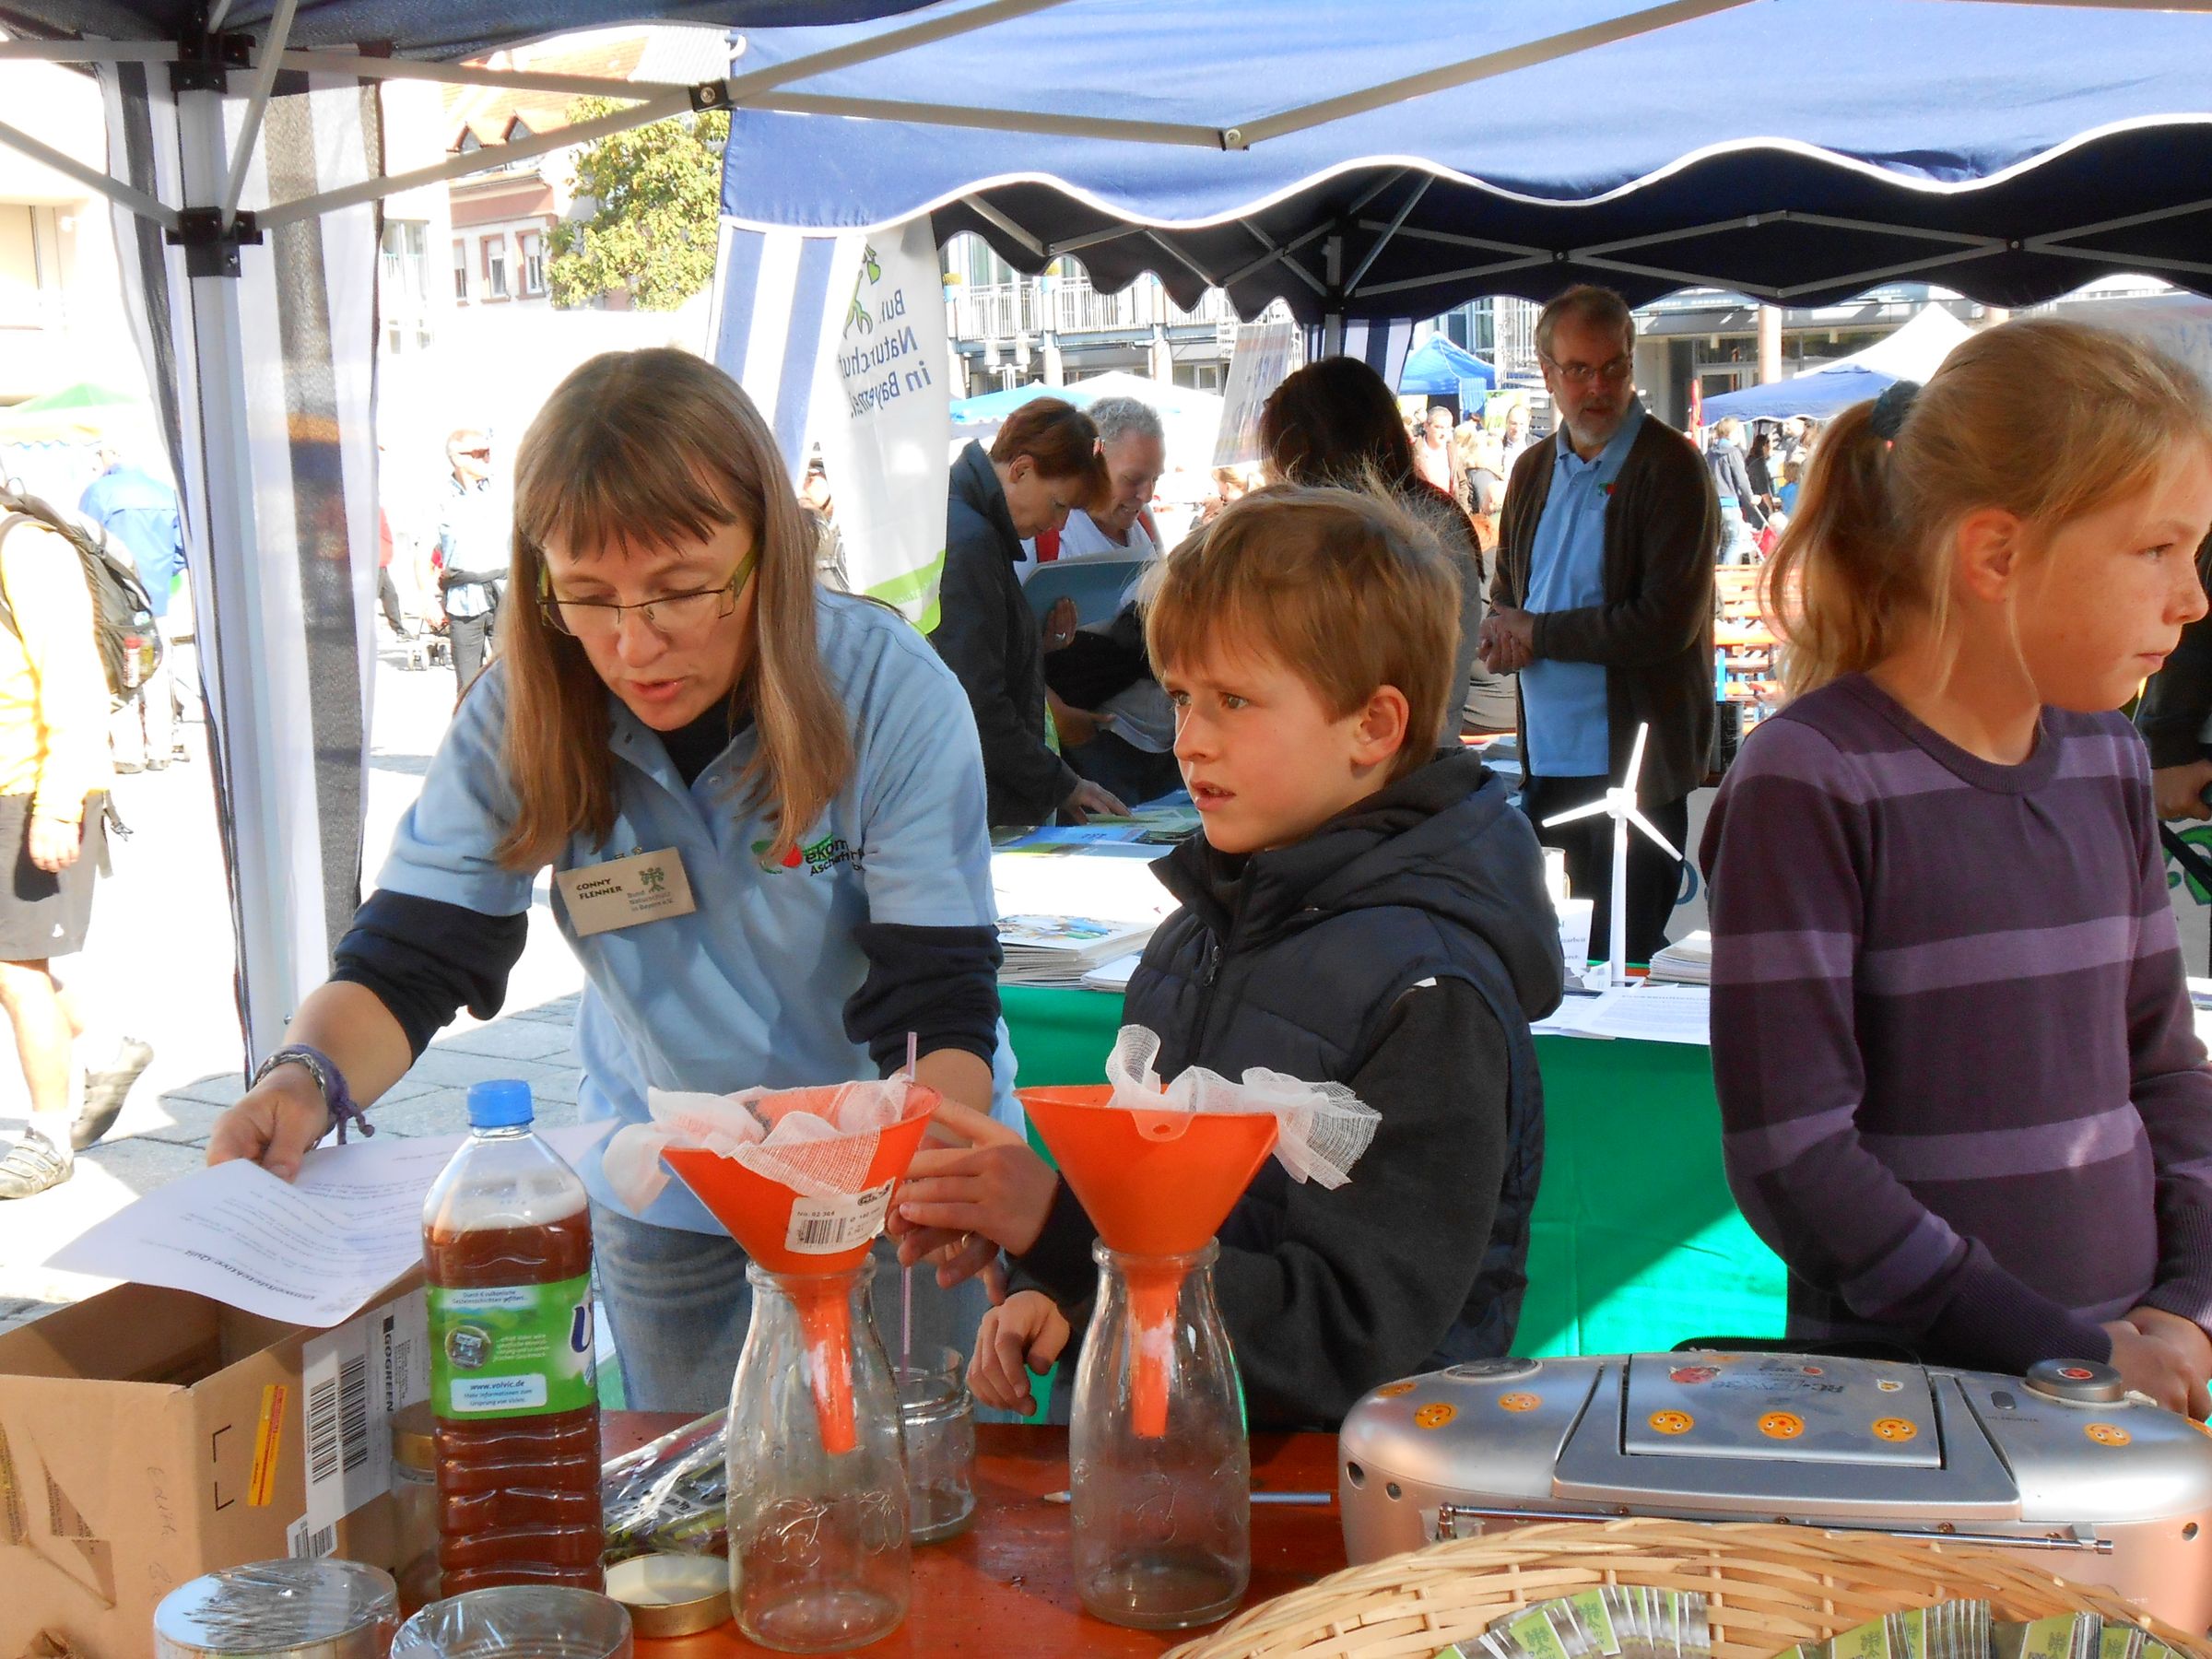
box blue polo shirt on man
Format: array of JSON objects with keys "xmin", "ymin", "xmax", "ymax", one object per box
[
  {"xmin": 1520, "ymin": 398, "xmax": 1646, "ymax": 779},
  {"xmin": 374, "ymin": 588, "xmax": 1017, "ymax": 1234}
]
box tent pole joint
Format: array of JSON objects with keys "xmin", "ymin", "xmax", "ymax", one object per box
[
  {"xmin": 690, "ymin": 80, "xmax": 729, "ymax": 113},
  {"xmin": 167, "ymin": 206, "xmax": 263, "ymax": 278},
  {"xmin": 169, "ymin": 21, "xmax": 252, "ymax": 94}
]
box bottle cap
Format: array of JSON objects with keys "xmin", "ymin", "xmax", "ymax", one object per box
[{"xmin": 465, "ymin": 1079, "xmax": 534, "ymax": 1129}]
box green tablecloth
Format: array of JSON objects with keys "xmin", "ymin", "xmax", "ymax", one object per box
[{"xmin": 1000, "ymin": 985, "xmax": 1786, "ymax": 1357}]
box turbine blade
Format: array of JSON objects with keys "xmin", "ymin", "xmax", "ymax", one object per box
[
  {"xmin": 1625, "ymin": 722, "xmax": 1651, "ymax": 795},
  {"xmin": 1625, "ymin": 807, "xmax": 1682, "ymax": 862},
  {"xmin": 1540, "ymin": 801, "xmax": 1612, "ymax": 829}
]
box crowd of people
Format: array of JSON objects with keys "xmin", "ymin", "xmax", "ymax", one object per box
[{"xmin": 2, "ymin": 279, "xmax": 2205, "ymax": 1430}]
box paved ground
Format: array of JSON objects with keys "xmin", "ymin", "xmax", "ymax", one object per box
[{"xmin": 0, "ymin": 633, "xmax": 590, "ymax": 1336}]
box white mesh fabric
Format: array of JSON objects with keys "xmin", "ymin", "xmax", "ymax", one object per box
[
  {"xmin": 602, "ymin": 1077, "xmax": 924, "ymax": 1207},
  {"xmin": 1101, "ymin": 1024, "xmax": 1379, "ymax": 1189}
]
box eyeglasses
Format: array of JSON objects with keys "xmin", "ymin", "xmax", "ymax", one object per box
[
  {"xmin": 538, "ymin": 549, "xmax": 759, "ymax": 640},
  {"xmin": 1541, "ymin": 352, "xmax": 1634, "ymax": 387}
]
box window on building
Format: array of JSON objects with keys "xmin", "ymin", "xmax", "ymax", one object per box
[
  {"xmin": 452, "ymin": 239, "xmax": 468, "ymax": 301},
  {"xmin": 518, "ymin": 230, "xmax": 546, "ymax": 298},
  {"xmin": 483, "ymin": 235, "xmax": 509, "ymax": 300},
  {"xmin": 382, "ymin": 220, "xmax": 430, "ymax": 317}
]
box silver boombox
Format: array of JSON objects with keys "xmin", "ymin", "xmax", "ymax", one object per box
[{"xmin": 1339, "ymin": 1352, "xmax": 2212, "ymax": 1630}]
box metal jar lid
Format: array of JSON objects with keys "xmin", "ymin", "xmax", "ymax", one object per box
[
  {"xmin": 605, "ymin": 1551, "xmax": 733, "ymax": 1639},
  {"xmin": 390, "ymin": 1400, "xmax": 437, "ymax": 1471},
  {"xmin": 153, "ymin": 1559, "xmax": 398, "ymax": 1659}
]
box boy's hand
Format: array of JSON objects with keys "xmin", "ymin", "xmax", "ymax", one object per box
[
  {"xmin": 2122, "ymin": 1305, "xmax": 2212, "ymax": 1418},
  {"xmin": 2102, "ymin": 1318, "xmax": 2209, "ymax": 1418},
  {"xmin": 971, "ymin": 1290, "xmax": 1070, "ymax": 1414},
  {"xmin": 27, "ymin": 814, "xmax": 80, "ymax": 874},
  {"xmin": 896, "ymin": 1100, "xmax": 1060, "ymax": 1283}
]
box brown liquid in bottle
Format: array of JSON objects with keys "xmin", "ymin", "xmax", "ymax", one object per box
[{"xmin": 425, "ymin": 1209, "xmax": 604, "ymax": 1593}]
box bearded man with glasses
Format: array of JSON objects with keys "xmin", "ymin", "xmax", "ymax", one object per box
[{"xmin": 1478, "ymin": 285, "xmax": 1721, "ymax": 967}]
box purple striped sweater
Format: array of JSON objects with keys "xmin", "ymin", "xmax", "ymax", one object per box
[{"xmin": 1700, "ymin": 674, "xmax": 2212, "ymax": 1372}]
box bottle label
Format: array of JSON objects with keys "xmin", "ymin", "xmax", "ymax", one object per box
[
  {"xmin": 429, "ymin": 1271, "xmax": 597, "ymax": 1418},
  {"xmin": 785, "ymin": 1179, "xmax": 896, "ymax": 1253}
]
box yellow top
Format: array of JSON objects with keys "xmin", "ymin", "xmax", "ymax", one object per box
[{"xmin": 0, "ymin": 519, "xmax": 114, "ymax": 820}]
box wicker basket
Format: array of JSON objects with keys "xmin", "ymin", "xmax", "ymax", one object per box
[{"xmin": 1165, "ymin": 1520, "xmax": 2210, "ymax": 1659}]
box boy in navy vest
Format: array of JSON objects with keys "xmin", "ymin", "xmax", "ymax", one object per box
[{"xmin": 899, "ymin": 485, "xmax": 1565, "ymax": 1430}]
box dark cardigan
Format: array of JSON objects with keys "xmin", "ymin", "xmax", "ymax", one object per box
[{"xmin": 1490, "ymin": 414, "xmax": 1720, "ymax": 804}]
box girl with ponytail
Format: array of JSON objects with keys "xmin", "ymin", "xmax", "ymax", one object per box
[{"xmin": 1702, "ymin": 318, "xmax": 2212, "ymax": 1409}]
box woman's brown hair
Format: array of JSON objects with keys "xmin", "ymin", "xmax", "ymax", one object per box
[
  {"xmin": 1765, "ymin": 316, "xmax": 2212, "ymax": 698},
  {"xmin": 989, "ymin": 397, "xmax": 1108, "ymax": 506},
  {"xmin": 493, "ymin": 347, "xmax": 853, "ymax": 869}
]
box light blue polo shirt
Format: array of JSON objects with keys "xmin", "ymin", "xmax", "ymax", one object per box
[
  {"xmin": 376, "ymin": 590, "xmax": 1016, "ymax": 1234},
  {"xmin": 1521, "ymin": 399, "xmax": 1646, "ymax": 779}
]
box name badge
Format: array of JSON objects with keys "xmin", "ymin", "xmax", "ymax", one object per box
[{"xmin": 554, "ymin": 847, "xmax": 697, "ymax": 937}]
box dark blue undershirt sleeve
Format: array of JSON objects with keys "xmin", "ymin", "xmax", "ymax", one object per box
[
  {"xmin": 844, "ymin": 922, "xmax": 1003, "ymax": 1075},
  {"xmin": 330, "ymin": 888, "xmax": 531, "ymax": 1060}
]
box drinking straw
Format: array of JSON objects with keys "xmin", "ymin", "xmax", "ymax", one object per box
[{"xmin": 901, "ymin": 1031, "xmax": 919, "ymax": 1387}]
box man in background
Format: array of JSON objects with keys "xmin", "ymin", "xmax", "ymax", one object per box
[
  {"xmin": 436, "ymin": 428, "xmax": 507, "ymax": 696},
  {"xmin": 79, "ymin": 446, "xmax": 184, "ymax": 772}
]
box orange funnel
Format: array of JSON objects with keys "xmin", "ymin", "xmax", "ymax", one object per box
[
  {"xmin": 662, "ymin": 1084, "xmax": 937, "ymax": 1455},
  {"xmin": 1021, "ymin": 1086, "xmax": 1277, "ymax": 1438}
]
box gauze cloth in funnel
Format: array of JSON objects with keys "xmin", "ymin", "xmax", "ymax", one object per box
[
  {"xmin": 1107, "ymin": 1026, "xmax": 1380, "ymax": 1188},
  {"xmin": 602, "ymin": 1077, "xmax": 929, "ymax": 1210}
]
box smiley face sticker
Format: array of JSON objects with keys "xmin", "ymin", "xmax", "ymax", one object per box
[
  {"xmin": 1872, "ymin": 1418, "xmax": 1918, "ymax": 1442},
  {"xmin": 2086, "ymin": 1422, "xmax": 2132, "ymax": 1447},
  {"xmin": 1376, "ymin": 1381, "xmax": 1417, "ymax": 1398},
  {"xmin": 1415, "ymin": 1402, "xmax": 1457, "ymax": 1430},
  {"xmin": 1649, "ymin": 1409, "xmax": 1694, "ymax": 1436},
  {"xmin": 1498, "ymin": 1393, "xmax": 1541, "ymax": 1413},
  {"xmin": 1760, "ymin": 1412, "xmax": 1806, "ymax": 1441}
]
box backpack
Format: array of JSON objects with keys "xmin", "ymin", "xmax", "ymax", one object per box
[{"xmin": 0, "ymin": 482, "xmax": 163, "ymax": 704}]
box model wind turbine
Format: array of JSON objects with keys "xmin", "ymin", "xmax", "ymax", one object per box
[{"xmin": 1540, "ymin": 723, "xmax": 1681, "ymax": 989}]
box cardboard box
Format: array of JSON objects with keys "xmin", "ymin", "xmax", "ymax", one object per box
[{"xmin": 0, "ymin": 1271, "xmax": 426, "ymax": 1658}]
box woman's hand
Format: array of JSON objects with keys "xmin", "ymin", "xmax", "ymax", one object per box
[
  {"xmin": 892, "ymin": 1100, "xmax": 1061, "ymax": 1286},
  {"xmin": 2102, "ymin": 1317, "xmax": 2211, "ymax": 1418},
  {"xmin": 206, "ymin": 1065, "xmax": 332, "ymax": 1182},
  {"xmin": 2121, "ymin": 1306, "xmax": 2212, "ymax": 1418},
  {"xmin": 1041, "ymin": 596, "xmax": 1078, "ymax": 653},
  {"xmin": 970, "ymin": 1289, "xmax": 1070, "ymax": 1414},
  {"xmin": 28, "ymin": 815, "xmax": 80, "ymax": 874},
  {"xmin": 1062, "ymin": 780, "xmax": 1128, "ymax": 824}
]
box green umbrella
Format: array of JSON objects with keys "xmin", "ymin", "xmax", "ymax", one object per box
[{"xmin": 11, "ymin": 381, "xmax": 141, "ymax": 415}]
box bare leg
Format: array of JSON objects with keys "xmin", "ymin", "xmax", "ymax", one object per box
[
  {"xmin": 52, "ymin": 974, "xmax": 87, "ymax": 1045},
  {"xmin": 0, "ymin": 957, "xmax": 75, "ymax": 1145}
]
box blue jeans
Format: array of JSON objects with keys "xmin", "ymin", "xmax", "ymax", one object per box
[{"xmin": 592, "ymin": 1204, "xmax": 1003, "ymax": 1416}]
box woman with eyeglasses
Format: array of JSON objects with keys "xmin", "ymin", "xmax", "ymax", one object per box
[
  {"xmin": 928, "ymin": 397, "xmax": 1121, "ymax": 827},
  {"xmin": 203, "ymin": 348, "xmax": 1016, "ymax": 1412}
]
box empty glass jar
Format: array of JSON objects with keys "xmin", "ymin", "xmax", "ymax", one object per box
[
  {"xmin": 898, "ymin": 1345, "xmax": 977, "ymax": 1543},
  {"xmin": 1069, "ymin": 1240, "xmax": 1249, "ymax": 1630},
  {"xmin": 726, "ymin": 1259, "xmax": 911, "ymax": 1652}
]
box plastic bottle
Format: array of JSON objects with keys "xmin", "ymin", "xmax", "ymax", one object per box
[{"xmin": 422, "ymin": 1079, "xmax": 604, "ymax": 1593}]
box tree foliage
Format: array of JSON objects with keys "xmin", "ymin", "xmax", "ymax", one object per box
[{"xmin": 547, "ymin": 98, "xmax": 728, "ymax": 312}]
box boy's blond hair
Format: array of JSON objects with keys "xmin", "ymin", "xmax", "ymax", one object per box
[{"xmin": 1145, "ymin": 485, "xmax": 1462, "ymax": 782}]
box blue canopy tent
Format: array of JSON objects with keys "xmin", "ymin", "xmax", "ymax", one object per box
[
  {"xmin": 1700, "ymin": 367, "xmax": 1895, "ymax": 423},
  {"xmin": 1398, "ymin": 336, "xmax": 1497, "ymax": 397},
  {"xmin": 3, "ymin": 0, "xmax": 2210, "ymax": 1059}
]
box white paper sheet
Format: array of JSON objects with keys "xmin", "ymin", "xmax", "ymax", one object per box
[
  {"xmin": 46, "ymin": 1121, "xmax": 613, "ymax": 1328},
  {"xmin": 1531, "ymin": 982, "xmax": 1712, "ymax": 1047}
]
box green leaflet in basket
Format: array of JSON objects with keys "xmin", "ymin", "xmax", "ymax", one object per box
[{"xmin": 1462, "ymin": 1588, "xmax": 1710, "ymax": 1659}]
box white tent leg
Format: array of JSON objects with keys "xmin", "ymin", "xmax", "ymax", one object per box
[{"xmin": 175, "ymin": 85, "xmax": 307, "ymax": 1057}]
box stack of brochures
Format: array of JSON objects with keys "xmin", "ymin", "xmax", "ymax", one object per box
[
  {"xmin": 997, "ymin": 916, "xmax": 1157, "ymax": 987},
  {"xmin": 1646, "ymin": 930, "xmax": 1713, "ymax": 985}
]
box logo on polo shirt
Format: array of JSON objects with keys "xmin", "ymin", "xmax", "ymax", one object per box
[{"xmin": 751, "ymin": 832, "xmax": 863, "ymax": 877}]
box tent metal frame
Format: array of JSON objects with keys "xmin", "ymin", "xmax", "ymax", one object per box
[{"xmin": 2, "ymin": 0, "xmax": 2206, "ymax": 307}]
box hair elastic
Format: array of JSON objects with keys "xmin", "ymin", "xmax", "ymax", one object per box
[{"xmin": 1870, "ymin": 380, "xmax": 1922, "ymax": 441}]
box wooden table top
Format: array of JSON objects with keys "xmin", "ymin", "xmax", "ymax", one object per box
[{"xmin": 605, "ymin": 1412, "xmax": 1346, "ymax": 1657}]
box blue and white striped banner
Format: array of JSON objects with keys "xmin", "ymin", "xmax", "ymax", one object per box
[{"xmin": 711, "ymin": 223, "xmax": 852, "ymax": 485}]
